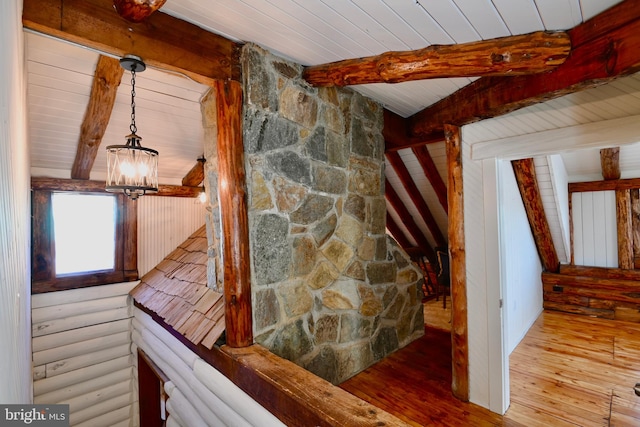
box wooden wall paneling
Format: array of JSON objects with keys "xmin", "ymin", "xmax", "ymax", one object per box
[
  {"xmin": 213, "ymin": 79, "xmax": 253, "ymax": 348},
  {"xmin": 445, "ymin": 124, "xmax": 469, "ymax": 402}
]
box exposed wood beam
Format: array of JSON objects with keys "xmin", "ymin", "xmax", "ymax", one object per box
[
  {"xmin": 214, "ymin": 79, "xmax": 253, "ymax": 348},
  {"xmin": 408, "ymin": 0, "xmax": 640, "ymax": 138},
  {"xmin": 303, "ymin": 31, "xmax": 570, "ymax": 86},
  {"xmin": 445, "ymin": 125, "xmax": 468, "ymax": 402},
  {"xmin": 632, "ymin": 190, "xmax": 640, "ymax": 267},
  {"xmin": 182, "ymin": 158, "xmax": 206, "ymax": 187},
  {"xmin": 385, "ymin": 179, "xmax": 436, "ymax": 264},
  {"xmin": 385, "ymin": 212, "xmax": 413, "ymax": 250},
  {"xmin": 22, "ymin": 0, "xmax": 242, "ymax": 86},
  {"xmin": 569, "ymin": 177, "xmax": 640, "ymax": 193},
  {"xmin": 412, "ymin": 145, "xmax": 448, "ymax": 214},
  {"xmin": 616, "ymin": 189, "xmax": 634, "ymax": 269},
  {"xmin": 511, "ymin": 158, "xmax": 560, "ymax": 272},
  {"xmin": 386, "ymin": 152, "xmax": 446, "ymax": 248},
  {"xmin": 600, "ymin": 147, "xmax": 621, "ymax": 180},
  {"xmin": 383, "ymin": 109, "xmax": 444, "ymax": 152},
  {"xmin": 71, "ymin": 55, "xmax": 124, "ymax": 180},
  {"xmin": 31, "ymin": 177, "xmax": 202, "ymax": 197}
]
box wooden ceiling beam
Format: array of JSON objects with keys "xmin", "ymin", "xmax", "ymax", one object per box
[
  {"xmin": 600, "ymin": 147, "xmax": 621, "ymax": 180},
  {"xmin": 22, "ymin": 0, "xmax": 242, "ymax": 86},
  {"xmin": 385, "ymin": 212, "xmax": 413, "ymax": 251},
  {"xmin": 408, "ymin": 0, "xmax": 640, "ymax": 138},
  {"xmin": 385, "ymin": 178, "xmax": 436, "ymax": 264},
  {"xmin": 303, "ymin": 31, "xmax": 570, "ymax": 86},
  {"xmin": 412, "ymin": 146, "xmax": 448, "ymax": 214},
  {"xmin": 386, "ymin": 152, "xmax": 446, "ymax": 248},
  {"xmin": 383, "ymin": 109, "xmax": 444, "ymax": 152},
  {"xmin": 182, "ymin": 158, "xmax": 206, "ymax": 187},
  {"xmin": 71, "ymin": 55, "xmax": 124, "ymax": 180},
  {"xmin": 31, "ymin": 177, "xmax": 203, "ymax": 198},
  {"xmin": 511, "ymin": 159, "xmax": 560, "ymax": 272}
]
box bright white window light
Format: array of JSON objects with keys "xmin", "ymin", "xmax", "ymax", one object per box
[{"xmin": 52, "ymin": 193, "xmax": 116, "ymax": 275}]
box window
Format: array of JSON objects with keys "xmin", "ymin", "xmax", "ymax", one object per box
[
  {"xmin": 31, "ymin": 178, "xmax": 138, "ymax": 293},
  {"xmin": 52, "ymin": 193, "xmax": 117, "ymax": 275}
]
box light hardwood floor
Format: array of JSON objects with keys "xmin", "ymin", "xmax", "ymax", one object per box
[{"xmin": 341, "ymin": 310, "xmax": 640, "ymax": 426}]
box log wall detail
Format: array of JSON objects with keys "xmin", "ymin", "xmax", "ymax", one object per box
[
  {"xmin": 542, "ymin": 265, "xmax": 640, "ymax": 323},
  {"xmin": 32, "ymin": 282, "xmax": 138, "ymax": 427}
]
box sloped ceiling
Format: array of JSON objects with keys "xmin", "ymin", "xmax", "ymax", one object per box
[{"xmin": 26, "ymin": 0, "xmax": 640, "ymax": 260}]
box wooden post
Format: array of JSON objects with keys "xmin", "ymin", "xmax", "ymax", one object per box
[
  {"xmin": 214, "ymin": 79, "xmax": 253, "ymax": 348},
  {"xmin": 632, "ymin": 189, "xmax": 640, "ymax": 268},
  {"xmin": 511, "ymin": 158, "xmax": 560, "ymax": 272},
  {"xmin": 616, "ymin": 189, "xmax": 634, "ymax": 269},
  {"xmin": 444, "ymin": 124, "xmax": 469, "ymax": 402},
  {"xmin": 600, "ymin": 147, "xmax": 621, "ymax": 180}
]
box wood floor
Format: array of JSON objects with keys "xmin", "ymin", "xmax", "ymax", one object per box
[{"xmin": 340, "ymin": 310, "xmax": 640, "ymax": 426}]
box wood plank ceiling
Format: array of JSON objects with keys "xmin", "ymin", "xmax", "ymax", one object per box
[{"xmin": 25, "ymin": 0, "xmax": 640, "ymax": 264}]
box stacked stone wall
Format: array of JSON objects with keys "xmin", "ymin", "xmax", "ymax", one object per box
[{"xmin": 243, "ymin": 44, "xmax": 424, "ymax": 384}]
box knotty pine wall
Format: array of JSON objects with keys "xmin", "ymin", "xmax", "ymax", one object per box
[
  {"xmin": 32, "ymin": 281, "xmax": 138, "ymax": 427},
  {"xmin": 132, "ymin": 307, "xmax": 285, "ymax": 427},
  {"xmin": 571, "ymin": 190, "xmax": 618, "ymax": 267}
]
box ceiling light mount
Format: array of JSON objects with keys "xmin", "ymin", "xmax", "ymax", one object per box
[{"xmin": 106, "ymin": 55, "xmax": 158, "ymax": 200}]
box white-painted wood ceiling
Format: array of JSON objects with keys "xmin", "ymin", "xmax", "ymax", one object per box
[{"xmin": 27, "ymin": 0, "xmax": 640, "ymax": 254}]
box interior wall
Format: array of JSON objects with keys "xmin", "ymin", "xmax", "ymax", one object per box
[
  {"xmin": 0, "ymin": 0, "xmax": 32, "ymax": 404},
  {"xmin": 137, "ymin": 196, "xmax": 206, "ymax": 276},
  {"xmin": 498, "ymin": 161, "xmax": 543, "ymax": 354},
  {"xmin": 572, "ymin": 191, "xmax": 618, "ymax": 267},
  {"xmin": 32, "ymin": 282, "xmax": 137, "ymax": 427}
]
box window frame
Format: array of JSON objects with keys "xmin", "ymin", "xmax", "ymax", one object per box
[{"xmin": 31, "ymin": 178, "xmax": 138, "ymax": 293}]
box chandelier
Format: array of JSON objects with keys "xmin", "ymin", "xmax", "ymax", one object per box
[{"xmin": 106, "ymin": 55, "xmax": 158, "ymax": 200}]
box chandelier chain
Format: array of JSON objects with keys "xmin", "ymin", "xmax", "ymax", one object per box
[{"xmin": 130, "ymin": 68, "xmax": 137, "ymax": 135}]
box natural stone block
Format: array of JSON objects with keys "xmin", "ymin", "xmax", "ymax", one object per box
[
  {"xmin": 374, "ymin": 236, "xmax": 388, "ymax": 261},
  {"xmin": 271, "ymin": 319, "xmax": 313, "ymax": 361},
  {"xmin": 272, "ymin": 60, "xmax": 300, "ymax": 79},
  {"xmin": 251, "ymin": 171, "xmax": 273, "ymax": 210},
  {"xmin": 383, "ymin": 292, "xmax": 406, "ymax": 321},
  {"xmin": 357, "ymin": 236, "xmax": 376, "ymax": 261},
  {"xmin": 344, "ymin": 260, "xmax": 365, "ymax": 281},
  {"xmin": 313, "ymin": 314, "xmax": 339, "ymax": 344},
  {"xmin": 290, "ymin": 193, "xmax": 334, "ymax": 225},
  {"xmin": 266, "ymin": 151, "xmax": 311, "ymax": 185},
  {"xmin": 307, "ymin": 261, "xmax": 339, "ymax": 290},
  {"xmin": 280, "ymin": 86, "xmax": 318, "ymax": 128},
  {"xmin": 312, "ymin": 164, "xmax": 347, "ymax": 194},
  {"xmin": 252, "ymin": 214, "xmax": 291, "ymax": 284},
  {"xmin": 318, "ymin": 86, "xmax": 339, "ymax": 106},
  {"xmin": 372, "ymin": 327, "xmax": 399, "ymax": 360},
  {"xmin": 273, "ymin": 177, "xmax": 307, "ymax": 213},
  {"xmin": 293, "ymin": 236, "xmax": 316, "ymax": 276},
  {"xmin": 322, "ymin": 289, "xmax": 355, "ymax": 310},
  {"xmin": 351, "ymin": 117, "xmax": 383, "ymax": 160},
  {"xmin": 397, "ymin": 268, "xmax": 419, "ymax": 284},
  {"xmin": 244, "ymin": 110, "xmax": 299, "ymax": 154},
  {"xmin": 279, "ymin": 281, "xmax": 313, "ymax": 317},
  {"xmin": 383, "ymin": 285, "xmax": 398, "ymax": 309},
  {"xmin": 367, "ymin": 261, "xmax": 397, "ymax": 285},
  {"xmin": 254, "ymin": 288, "xmax": 280, "ymax": 331},
  {"xmin": 304, "ymin": 346, "xmax": 338, "ymax": 384},
  {"xmin": 412, "ymin": 307, "xmax": 425, "ymax": 335},
  {"xmin": 339, "ymin": 313, "xmax": 372, "ymax": 343},
  {"xmin": 393, "ymin": 249, "xmax": 410, "ymax": 269},
  {"xmin": 305, "ymin": 127, "xmax": 327, "ymax": 162},
  {"xmin": 352, "ymin": 92, "xmax": 381, "ymax": 125},
  {"xmin": 358, "ymin": 284, "xmax": 383, "ymax": 317},
  {"xmin": 326, "ymin": 131, "xmax": 348, "ymax": 168},
  {"xmin": 244, "ymin": 46, "xmax": 277, "ymax": 111},
  {"xmin": 322, "ymin": 105, "xmax": 344, "ymax": 134},
  {"xmin": 344, "ymin": 194, "xmax": 365, "ymax": 222},
  {"xmin": 349, "ymin": 167, "xmax": 381, "ymax": 197},
  {"xmin": 397, "ymin": 306, "xmax": 417, "ymax": 343},
  {"xmin": 335, "ymin": 214, "xmax": 364, "ymax": 248},
  {"xmin": 322, "ymin": 238, "xmax": 354, "ymax": 272},
  {"xmin": 311, "ymin": 213, "xmax": 337, "ymax": 246},
  {"xmin": 369, "ymin": 197, "xmax": 387, "ymax": 234},
  {"xmin": 336, "ymin": 343, "xmax": 373, "ymax": 384}
]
